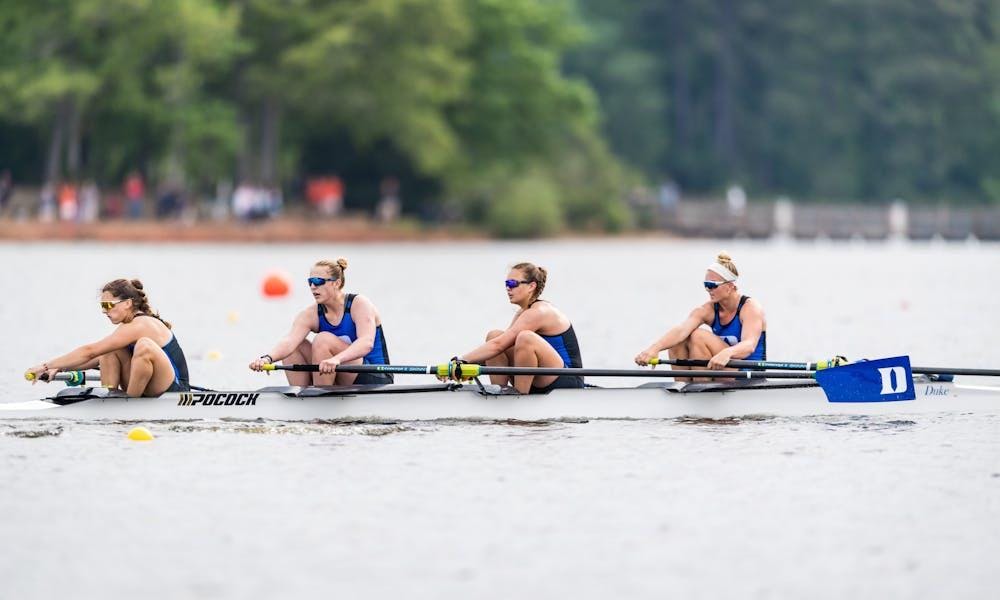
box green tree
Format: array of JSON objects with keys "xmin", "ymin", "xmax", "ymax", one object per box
[{"xmin": 0, "ymin": 0, "xmax": 242, "ymax": 187}]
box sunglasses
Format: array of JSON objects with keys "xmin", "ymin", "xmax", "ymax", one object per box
[
  {"xmin": 505, "ymin": 279, "xmax": 531, "ymax": 289},
  {"xmin": 307, "ymin": 277, "xmax": 337, "ymax": 287},
  {"xmin": 100, "ymin": 299, "xmax": 127, "ymax": 311},
  {"xmin": 703, "ymin": 280, "xmax": 730, "ymax": 290}
]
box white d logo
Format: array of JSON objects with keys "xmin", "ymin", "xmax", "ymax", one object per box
[{"xmin": 877, "ymin": 367, "xmax": 908, "ymax": 394}]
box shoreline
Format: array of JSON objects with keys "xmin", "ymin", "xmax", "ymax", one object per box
[
  {"xmin": 0, "ymin": 217, "xmax": 684, "ymax": 243},
  {"xmin": 0, "ymin": 217, "xmax": 488, "ymax": 243}
]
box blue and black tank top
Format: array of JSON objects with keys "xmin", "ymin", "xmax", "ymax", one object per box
[
  {"xmin": 317, "ymin": 293, "xmax": 391, "ymax": 365},
  {"xmin": 711, "ymin": 295, "xmax": 766, "ymax": 361},
  {"xmin": 128, "ymin": 333, "xmax": 190, "ymax": 392},
  {"xmin": 528, "ymin": 300, "xmax": 584, "ymax": 393}
]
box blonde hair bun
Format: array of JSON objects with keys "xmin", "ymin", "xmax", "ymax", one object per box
[{"xmin": 715, "ymin": 251, "xmax": 739, "ymax": 277}]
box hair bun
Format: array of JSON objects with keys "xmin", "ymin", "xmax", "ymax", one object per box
[{"xmin": 336, "ymin": 258, "xmax": 348, "ymax": 270}]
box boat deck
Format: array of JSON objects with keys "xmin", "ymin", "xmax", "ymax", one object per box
[{"xmin": 0, "ymin": 376, "xmax": 993, "ymax": 422}]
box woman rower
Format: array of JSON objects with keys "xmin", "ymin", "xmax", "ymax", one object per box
[
  {"xmin": 446, "ymin": 262, "xmax": 584, "ymax": 394},
  {"xmin": 25, "ymin": 278, "xmax": 190, "ymax": 396},
  {"xmin": 248, "ymin": 258, "xmax": 392, "ymax": 386},
  {"xmin": 634, "ymin": 251, "xmax": 766, "ymax": 378}
]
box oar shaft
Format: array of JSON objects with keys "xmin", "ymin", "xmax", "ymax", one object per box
[
  {"xmin": 262, "ymin": 363, "xmax": 814, "ymax": 379},
  {"xmin": 263, "ymin": 364, "xmax": 434, "ymax": 375},
  {"xmin": 653, "ymin": 357, "xmax": 1000, "ymax": 377},
  {"xmin": 911, "ymin": 367, "xmax": 1000, "ymax": 377},
  {"xmin": 652, "ymin": 357, "xmax": 840, "ymax": 370},
  {"xmin": 476, "ymin": 366, "xmax": 813, "ymax": 379}
]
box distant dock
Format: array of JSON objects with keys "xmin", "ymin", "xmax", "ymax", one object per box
[{"xmin": 658, "ymin": 201, "xmax": 1000, "ymax": 240}]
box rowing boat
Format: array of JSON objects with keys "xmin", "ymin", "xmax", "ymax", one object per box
[{"xmin": 2, "ymin": 376, "xmax": 998, "ymax": 421}]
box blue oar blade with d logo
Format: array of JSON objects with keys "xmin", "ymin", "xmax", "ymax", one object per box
[{"xmin": 815, "ymin": 356, "xmax": 916, "ymax": 403}]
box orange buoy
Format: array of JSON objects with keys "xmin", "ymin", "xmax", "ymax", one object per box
[{"xmin": 262, "ymin": 272, "xmax": 290, "ymax": 298}]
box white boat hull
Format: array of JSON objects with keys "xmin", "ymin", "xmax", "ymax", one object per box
[{"xmin": 2, "ymin": 378, "xmax": 998, "ymax": 421}]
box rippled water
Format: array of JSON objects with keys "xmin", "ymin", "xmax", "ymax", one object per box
[{"xmin": 1, "ymin": 239, "xmax": 999, "ymax": 598}]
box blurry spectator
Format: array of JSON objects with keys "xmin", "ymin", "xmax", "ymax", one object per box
[
  {"xmin": 658, "ymin": 181, "xmax": 680, "ymax": 212},
  {"xmin": 266, "ymin": 186, "xmax": 283, "ymax": 218},
  {"xmin": 211, "ymin": 179, "xmax": 232, "ymax": 221},
  {"xmin": 155, "ymin": 182, "xmax": 183, "ymax": 219},
  {"xmin": 726, "ymin": 184, "xmax": 747, "ymax": 217},
  {"xmin": 124, "ymin": 170, "xmax": 145, "ymax": 219},
  {"xmin": 232, "ymin": 182, "xmax": 280, "ymax": 221},
  {"xmin": 103, "ymin": 192, "xmax": 124, "ymax": 219},
  {"xmin": 58, "ymin": 182, "xmax": 78, "ymax": 221},
  {"xmin": 306, "ymin": 175, "xmax": 344, "ymax": 216},
  {"xmin": 79, "ymin": 180, "xmax": 100, "ymax": 223},
  {"xmin": 377, "ymin": 176, "xmax": 401, "ymax": 223},
  {"xmin": 39, "ymin": 184, "xmax": 56, "ymax": 222},
  {"xmin": 232, "ymin": 182, "xmax": 255, "ymax": 219},
  {"xmin": 0, "ymin": 169, "xmax": 12, "ymax": 216}
]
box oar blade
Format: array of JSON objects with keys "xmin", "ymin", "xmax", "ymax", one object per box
[{"xmin": 814, "ymin": 356, "xmax": 916, "ymax": 402}]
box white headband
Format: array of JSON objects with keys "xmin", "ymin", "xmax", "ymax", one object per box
[{"xmin": 707, "ymin": 262, "xmax": 738, "ymax": 282}]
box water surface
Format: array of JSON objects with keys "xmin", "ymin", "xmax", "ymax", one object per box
[{"xmin": 1, "ymin": 239, "xmax": 998, "ymax": 599}]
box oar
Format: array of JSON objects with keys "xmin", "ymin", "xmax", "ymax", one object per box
[
  {"xmin": 262, "ymin": 363, "xmax": 816, "ymax": 379},
  {"xmin": 650, "ymin": 357, "xmax": 1000, "ymax": 377},
  {"xmin": 25, "ymin": 369, "xmax": 211, "ymax": 392},
  {"xmin": 264, "ymin": 363, "xmax": 438, "ymax": 375},
  {"xmin": 907, "ymin": 366, "xmax": 1000, "ymax": 377},
  {"xmin": 650, "ymin": 357, "xmax": 848, "ymax": 370},
  {"xmin": 264, "ymin": 356, "xmax": 955, "ymax": 403},
  {"xmin": 24, "ymin": 370, "xmax": 92, "ymax": 385}
]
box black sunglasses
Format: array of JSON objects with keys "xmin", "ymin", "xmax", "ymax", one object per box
[{"xmin": 505, "ymin": 279, "xmax": 531, "ymax": 289}]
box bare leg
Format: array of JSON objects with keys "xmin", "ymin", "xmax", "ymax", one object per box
[
  {"xmin": 99, "ymin": 348, "xmax": 132, "ymax": 391},
  {"xmin": 484, "ymin": 329, "xmax": 515, "ymax": 386},
  {"xmin": 666, "ymin": 328, "xmax": 732, "ymax": 382},
  {"xmin": 667, "ymin": 333, "xmax": 697, "ymax": 383},
  {"xmin": 511, "ymin": 330, "xmax": 566, "ymax": 394},
  {"xmin": 281, "ymin": 339, "xmax": 314, "ymax": 386},
  {"xmin": 310, "ymin": 332, "xmax": 361, "ymax": 386},
  {"xmin": 126, "ymin": 338, "xmax": 179, "ymax": 397}
]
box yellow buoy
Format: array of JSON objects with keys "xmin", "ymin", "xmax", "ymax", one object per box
[
  {"xmin": 127, "ymin": 426, "xmax": 154, "ymax": 441},
  {"xmin": 206, "ymin": 349, "xmax": 223, "ymax": 361},
  {"xmin": 227, "ymin": 310, "xmax": 241, "ymax": 324}
]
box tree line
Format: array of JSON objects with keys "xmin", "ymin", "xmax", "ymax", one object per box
[{"xmin": 1, "ymin": 0, "xmax": 997, "ymax": 236}]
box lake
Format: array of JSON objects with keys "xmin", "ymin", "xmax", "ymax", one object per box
[{"xmin": 1, "ymin": 239, "xmax": 998, "ymax": 599}]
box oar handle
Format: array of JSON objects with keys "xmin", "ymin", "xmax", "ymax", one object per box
[{"xmin": 24, "ymin": 370, "xmax": 90, "ymax": 385}]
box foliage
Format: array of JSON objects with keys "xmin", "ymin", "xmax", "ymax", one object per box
[
  {"xmin": 485, "ymin": 169, "xmax": 565, "ymax": 238},
  {"xmin": 1, "ymin": 0, "xmax": 999, "ymax": 234}
]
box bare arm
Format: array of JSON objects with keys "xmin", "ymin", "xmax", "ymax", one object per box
[
  {"xmin": 77, "ymin": 357, "xmax": 101, "ymax": 370},
  {"xmin": 458, "ymin": 309, "xmax": 546, "ymax": 364},
  {"xmin": 26, "ymin": 323, "xmax": 144, "ymax": 380},
  {"xmin": 634, "ymin": 306, "xmax": 711, "ymax": 365},
  {"xmin": 249, "ymin": 309, "xmax": 315, "ymax": 370}
]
